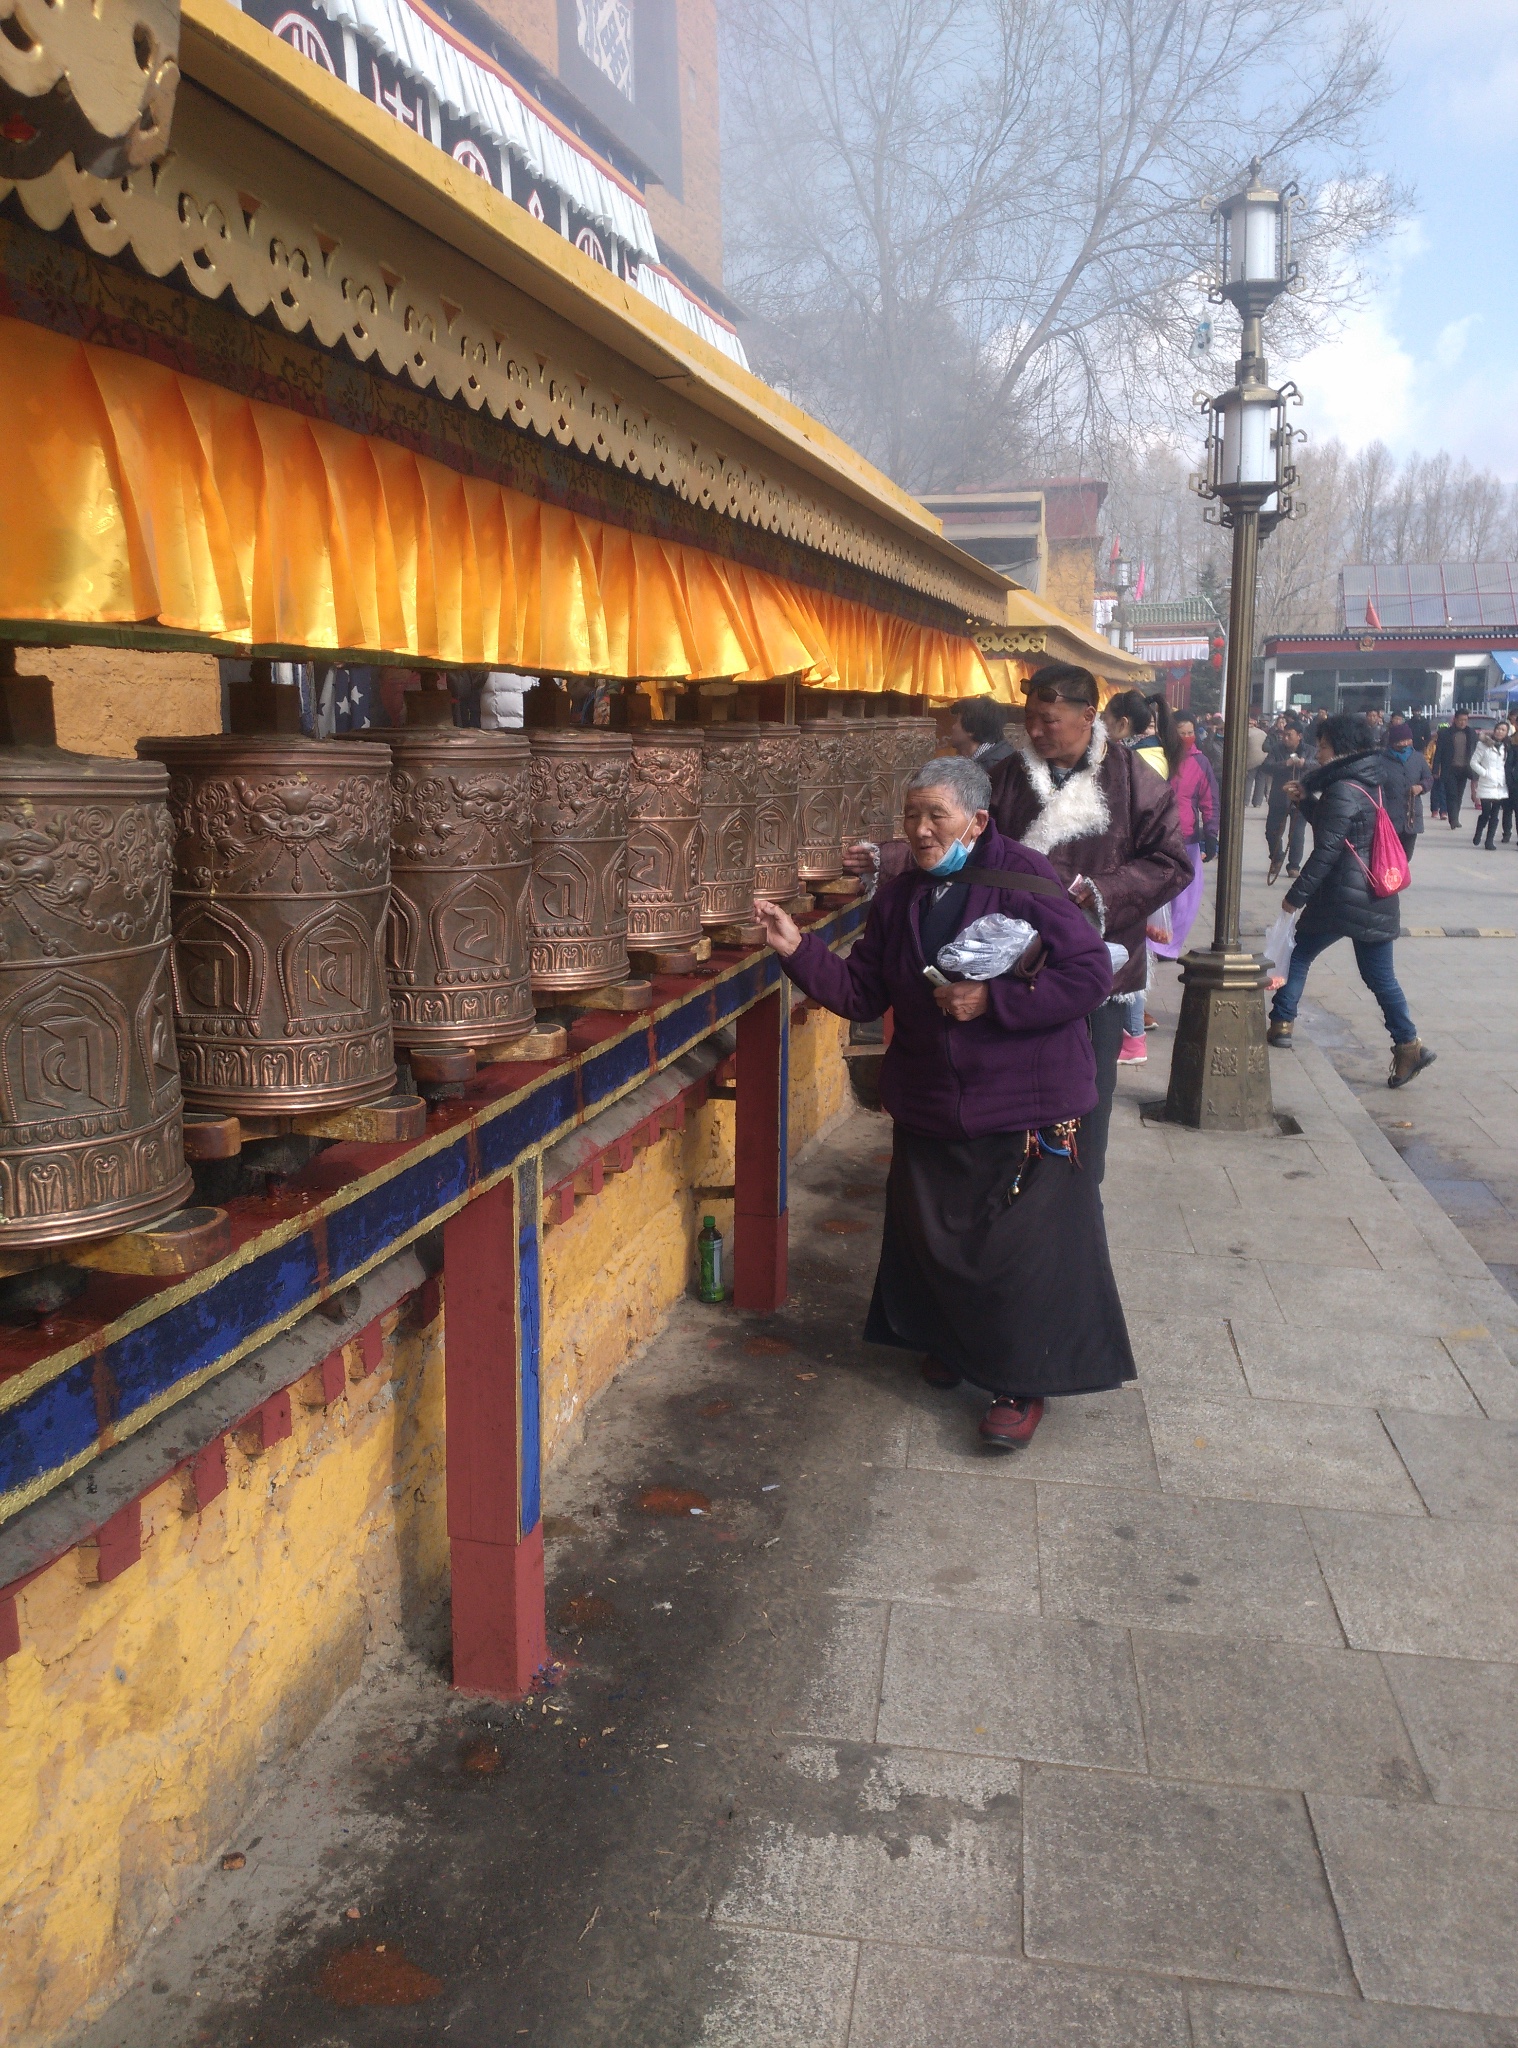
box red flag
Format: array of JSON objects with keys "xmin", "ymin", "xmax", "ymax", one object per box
[
  {"xmin": 1135, "ymin": 562, "xmax": 1148, "ymax": 600},
  {"xmin": 1109, "ymin": 535, "xmax": 1121, "ymax": 564},
  {"xmin": 1365, "ymin": 595, "xmax": 1382, "ymax": 630}
]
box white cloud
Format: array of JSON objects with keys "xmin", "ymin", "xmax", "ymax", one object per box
[
  {"xmin": 1434, "ymin": 315, "xmax": 1478, "ymax": 371},
  {"xmin": 1294, "ymin": 298, "xmax": 1416, "ymax": 452}
]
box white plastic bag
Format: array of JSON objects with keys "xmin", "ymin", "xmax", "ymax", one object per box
[
  {"xmin": 1262, "ymin": 906, "xmax": 1301, "ymax": 991},
  {"xmin": 1146, "ymin": 899, "xmax": 1173, "ymax": 944},
  {"xmin": 935, "ymin": 913, "xmax": 1037, "ymax": 981}
]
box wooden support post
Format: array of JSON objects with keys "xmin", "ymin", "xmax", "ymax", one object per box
[
  {"xmin": 734, "ymin": 984, "xmax": 789, "ymax": 1312},
  {"xmin": 443, "ymin": 1169, "xmax": 547, "ymax": 1697}
]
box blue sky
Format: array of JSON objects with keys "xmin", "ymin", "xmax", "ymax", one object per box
[{"xmin": 1292, "ymin": 0, "xmax": 1518, "ymax": 477}]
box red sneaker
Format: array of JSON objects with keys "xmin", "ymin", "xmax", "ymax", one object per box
[
  {"xmin": 979, "ymin": 1397, "xmax": 1044, "ymax": 1449},
  {"xmin": 922, "ymin": 1356, "xmax": 961, "ymax": 1389}
]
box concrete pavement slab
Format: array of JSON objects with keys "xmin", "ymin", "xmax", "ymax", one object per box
[
  {"xmin": 1303, "ymin": 1511, "xmax": 1518, "ymax": 1658},
  {"xmin": 876, "ymin": 1609, "xmax": 1145, "ymax": 1770},
  {"xmin": 1144, "ymin": 1394, "xmax": 1425, "ymax": 1513},
  {"xmin": 1380, "ymin": 1655, "xmax": 1518, "ymax": 1809},
  {"xmin": 1131, "ymin": 1633, "xmax": 1426, "ymax": 1798},
  {"xmin": 822, "ymin": 1468, "xmax": 1040, "ymax": 1612},
  {"xmin": 695, "ymin": 1929, "xmax": 858, "ymax": 2048},
  {"xmin": 1107, "ymin": 1251, "xmax": 1286, "ymax": 1324},
  {"xmin": 1039, "ymin": 1487, "xmax": 1343, "ymax": 1643},
  {"xmin": 1265, "ymin": 1265, "xmax": 1477, "ymax": 1337},
  {"xmin": 1438, "ymin": 1327, "xmax": 1518, "ymax": 1421},
  {"xmin": 848, "ymin": 1947, "xmax": 1190, "ymax": 2047},
  {"xmin": 1312, "ymin": 1796, "xmax": 1518, "ymax": 2014},
  {"xmin": 1379, "ymin": 1411, "xmax": 1518, "ymax": 1519},
  {"xmin": 1023, "ymin": 1766, "xmax": 1352, "ymax": 1991},
  {"xmin": 681, "ymin": 1596, "xmax": 889, "ymax": 1743},
  {"xmin": 1125, "ymin": 1313, "xmax": 1251, "ymax": 1396},
  {"xmin": 1231, "ymin": 1321, "xmax": 1481, "ymax": 1415},
  {"xmin": 715, "ymin": 1744, "xmax": 1021, "ymax": 1952},
  {"xmin": 1184, "ymin": 1208, "xmax": 1381, "ymax": 1268},
  {"xmin": 905, "ymin": 1386, "xmax": 1160, "ymax": 1490},
  {"xmin": 1187, "ymin": 1984, "xmax": 1517, "ymax": 2047}
]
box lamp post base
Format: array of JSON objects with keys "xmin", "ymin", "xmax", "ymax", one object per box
[{"xmin": 1164, "ymin": 947, "xmax": 1276, "ymax": 1131}]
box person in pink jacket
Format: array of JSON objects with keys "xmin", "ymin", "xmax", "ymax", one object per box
[{"xmin": 1149, "ymin": 716, "xmax": 1218, "ymax": 963}]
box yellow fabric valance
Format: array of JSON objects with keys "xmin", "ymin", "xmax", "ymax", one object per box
[{"xmin": 0, "ymin": 316, "xmax": 989, "ymax": 697}]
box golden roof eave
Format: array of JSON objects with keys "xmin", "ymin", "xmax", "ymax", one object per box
[{"xmin": 177, "ymin": 0, "xmax": 1007, "ymax": 620}]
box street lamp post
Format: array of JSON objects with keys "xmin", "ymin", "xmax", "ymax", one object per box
[
  {"xmin": 1165, "ymin": 163, "xmax": 1301, "ymax": 1131},
  {"xmin": 1109, "ymin": 554, "xmax": 1134, "ymax": 653}
]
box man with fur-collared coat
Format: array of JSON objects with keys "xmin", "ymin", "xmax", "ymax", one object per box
[{"xmin": 985, "ymin": 665, "xmax": 1190, "ymax": 1180}]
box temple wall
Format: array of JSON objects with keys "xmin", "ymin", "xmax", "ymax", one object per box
[
  {"xmin": 0, "ymin": 1007, "xmax": 850, "ymax": 2044},
  {"xmin": 43, "ymin": 647, "xmax": 222, "ymax": 758}
]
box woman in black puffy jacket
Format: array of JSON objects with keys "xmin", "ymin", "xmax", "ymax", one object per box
[{"xmin": 1266, "ymin": 713, "xmax": 1436, "ymax": 1089}]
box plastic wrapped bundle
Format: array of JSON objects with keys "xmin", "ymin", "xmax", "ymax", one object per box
[
  {"xmin": 935, "ymin": 914, "xmax": 1037, "ymax": 980},
  {"xmin": 482, "ymin": 673, "xmax": 530, "ymax": 729}
]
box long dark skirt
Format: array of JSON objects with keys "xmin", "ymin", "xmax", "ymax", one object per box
[{"xmin": 863, "ymin": 1123, "xmax": 1136, "ymax": 1398}]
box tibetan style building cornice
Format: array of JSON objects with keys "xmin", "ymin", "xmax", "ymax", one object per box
[{"xmin": 0, "ymin": 0, "xmax": 1007, "ymax": 628}]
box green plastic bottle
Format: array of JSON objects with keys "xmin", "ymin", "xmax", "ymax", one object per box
[{"xmin": 698, "ymin": 1215, "xmax": 725, "ymax": 1302}]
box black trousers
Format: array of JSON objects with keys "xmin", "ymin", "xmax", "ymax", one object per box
[
  {"xmin": 1266, "ymin": 800, "xmax": 1305, "ymax": 868},
  {"xmin": 1475, "ymin": 798, "xmax": 1504, "ymax": 848},
  {"xmin": 1443, "ymin": 768, "xmax": 1466, "ymax": 826},
  {"xmin": 1085, "ymin": 1000, "xmax": 1126, "ymax": 1187}
]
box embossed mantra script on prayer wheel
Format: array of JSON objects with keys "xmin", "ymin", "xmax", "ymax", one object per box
[
  {"xmin": 837, "ymin": 720, "xmax": 873, "ymax": 849},
  {"xmin": 795, "ymin": 723, "xmax": 847, "ymax": 884},
  {"xmin": 753, "ymin": 725, "xmax": 802, "ymax": 901},
  {"xmin": 697, "ymin": 722, "xmax": 760, "ymax": 926},
  {"xmin": 527, "ymin": 731, "xmax": 632, "ymax": 992},
  {"xmin": 370, "ymin": 728, "xmax": 534, "ymax": 1050},
  {"xmin": 626, "ymin": 727, "xmax": 704, "ymax": 950},
  {"xmin": 857, "ymin": 719, "xmax": 899, "ymax": 845},
  {"xmin": 138, "ymin": 736, "xmax": 397, "ymax": 1116},
  {"xmin": 0, "ymin": 686, "xmax": 193, "ymax": 1248}
]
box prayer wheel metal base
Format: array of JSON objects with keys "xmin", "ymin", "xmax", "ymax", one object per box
[
  {"xmin": 627, "ymin": 728, "xmax": 704, "ymax": 951},
  {"xmin": 698, "ymin": 722, "xmax": 760, "ymax": 926},
  {"xmin": 754, "ymin": 725, "xmax": 802, "ymax": 901},
  {"xmin": 0, "ymin": 735, "xmax": 193, "ymax": 1250},
  {"xmin": 138, "ymin": 735, "xmax": 397, "ymax": 1117},
  {"xmin": 796, "ymin": 722, "xmax": 848, "ymax": 883},
  {"xmin": 527, "ymin": 731, "xmax": 632, "ymax": 993},
  {"xmin": 364, "ymin": 729, "xmax": 534, "ymax": 1051}
]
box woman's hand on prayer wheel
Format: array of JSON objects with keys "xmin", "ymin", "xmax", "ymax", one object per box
[
  {"xmin": 754, "ymin": 898, "xmax": 803, "ymax": 957},
  {"xmin": 933, "ymin": 979, "xmax": 990, "ymax": 1021}
]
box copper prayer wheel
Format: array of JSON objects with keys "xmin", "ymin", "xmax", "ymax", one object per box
[
  {"xmin": 856, "ymin": 717, "xmax": 899, "ymax": 844},
  {"xmin": 138, "ymin": 735, "xmax": 397, "ymax": 1116},
  {"xmin": 697, "ymin": 722, "xmax": 760, "ymax": 925},
  {"xmin": 837, "ymin": 720, "xmax": 873, "ymax": 846},
  {"xmin": 753, "ymin": 725, "xmax": 802, "ymax": 900},
  {"xmin": 0, "ymin": 728, "xmax": 193, "ymax": 1248},
  {"xmin": 626, "ymin": 727, "xmax": 704, "ymax": 949},
  {"xmin": 895, "ymin": 715, "xmax": 941, "ymax": 823},
  {"xmin": 795, "ymin": 722, "xmax": 847, "ymax": 882},
  {"xmin": 366, "ymin": 728, "xmax": 534, "ymax": 1050},
  {"xmin": 527, "ymin": 731, "xmax": 632, "ymax": 991}
]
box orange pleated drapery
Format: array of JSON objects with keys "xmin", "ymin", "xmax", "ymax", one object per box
[{"xmin": 0, "ymin": 315, "xmax": 991, "ymax": 697}]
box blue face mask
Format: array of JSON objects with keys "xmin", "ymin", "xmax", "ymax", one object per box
[{"xmin": 926, "ymin": 834, "xmax": 973, "ymax": 877}]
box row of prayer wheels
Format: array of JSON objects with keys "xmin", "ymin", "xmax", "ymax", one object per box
[{"xmin": 0, "ymin": 669, "xmax": 936, "ymax": 1251}]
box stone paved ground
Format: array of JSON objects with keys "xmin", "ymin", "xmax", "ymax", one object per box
[{"xmin": 75, "ymin": 843, "xmax": 1518, "ymax": 2048}]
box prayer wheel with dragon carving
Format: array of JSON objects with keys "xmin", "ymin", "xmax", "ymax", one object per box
[
  {"xmin": 0, "ymin": 662, "xmax": 193, "ymax": 1248},
  {"xmin": 365, "ymin": 727, "xmax": 534, "ymax": 1051},
  {"xmin": 753, "ymin": 725, "xmax": 802, "ymax": 901},
  {"xmin": 697, "ymin": 722, "xmax": 760, "ymax": 926},
  {"xmin": 626, "ymin": 727, "xmax": 704, "ymax": 951},
  {"xmin": 526, "ymin": 731, "xmax": 632, "ymax": 992},
  {"xmin": 137, "ymin": 735, "xmax": 397, "ymax": 1116}
]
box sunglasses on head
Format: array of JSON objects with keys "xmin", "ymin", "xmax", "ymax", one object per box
[{"xmin": 1027, "ymin": 684, "xmax": 1093, "ymax": 706}]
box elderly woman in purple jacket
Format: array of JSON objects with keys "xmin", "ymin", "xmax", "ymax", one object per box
[{"xmin": 755, "ymin": 755, "xmax": 1136, "ymax": 1451}]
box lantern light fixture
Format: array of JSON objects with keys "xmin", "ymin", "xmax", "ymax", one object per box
[{"xmin": 1211, "ymin": 159, "xmax": 1298, "ymax": 318}]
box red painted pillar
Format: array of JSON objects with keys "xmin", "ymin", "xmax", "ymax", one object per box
[
  {"xmin": 443, "ymin": 1174, "xmax": 547, "ymax": 1696},
  {"xmin": 734, "ymin": 984, "xmax": 789, "ymax": 1312}
]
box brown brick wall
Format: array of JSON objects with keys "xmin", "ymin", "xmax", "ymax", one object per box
[{"xmin": 644, "ymin": 0, "xmax": 723, "ymax": 284}]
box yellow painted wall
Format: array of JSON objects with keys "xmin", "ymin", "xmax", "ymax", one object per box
[
  {"xmin": 538, "ymin": 1004, "xmax": 850, "ymax": 1461},
  {"xmin": 34, "ymin": 647, "xmax": 222, "ymax": 759},
  {"xmin": 0, "ymin": 1007, "xmax": 850, "ymax": 2044},
  {"xmin": 0, "ymin": 1297, "xmax": 446, "ymax": 2047},
  {"xmin": 1044, "ymin": 536, "xmax": 1098, "ymax": 630}
]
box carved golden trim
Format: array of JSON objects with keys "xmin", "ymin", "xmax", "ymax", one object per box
[
  {"xmin": 2, "ymin": 77, "xmax": 1001, "ymax": 622},
  {"xmin": 0, "ymin": 0, "xmax": 179, "ymax": 180},
  {"xmin": 976, "ymin": 629, "xmax": 1048, "ymax": 656}
]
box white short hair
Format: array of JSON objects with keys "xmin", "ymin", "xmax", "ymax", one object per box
[{"xmin": 905, "ymin": 756, "xmax": 991, "ymax": 813}]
